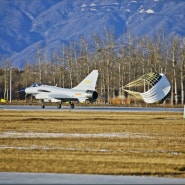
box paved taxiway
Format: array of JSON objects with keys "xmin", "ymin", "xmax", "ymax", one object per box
[
  {"xmin": 0, "ymin": 105, "xmax": 183, "ymax": 112},
  {"xmin": 0, "ymin": 172, "xmax": 185, "ymax": 184}
]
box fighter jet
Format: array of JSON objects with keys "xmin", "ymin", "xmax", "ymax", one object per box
[{"xmin": 24, "ymin": 70, "xmax": 99, "ymax": 109}]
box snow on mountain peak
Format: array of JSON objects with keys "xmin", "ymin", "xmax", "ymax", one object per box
[
  {"xmin": 139, "ymin": 9, "xmax": 145, "ymax": 13},
  {"xmin": 81, "ymin": 4, "xmax": 87, "ymax": 8},
  {"xmin": 146, "ymin": 9, "xmax": 155, "ymax": 14},
  {"xmin": 90, "ymin": 3, "xmax": 96, "ymax": 7}
]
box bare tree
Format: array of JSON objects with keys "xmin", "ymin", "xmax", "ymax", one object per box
[
  {"xmin": 180, "ymin": 39, "xmax": 185, "ymax": 104},
  {"xmin": 1, "ymin": 30, "xmax": 184, "ymax": 105},
  {"xmin": 170, "ymin": 37, "xmax": 180, "ymax": 105},
  {"xmin": 37, "ymin": 47, "xmax": 42, "ymax": 84},
  {"xmin": 3, "ymin": 61, "xmax": 11, "ymax": 101}
]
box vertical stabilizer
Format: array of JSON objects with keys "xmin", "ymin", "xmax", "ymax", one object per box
[{"xmin": 72, "ymin": 70, "xmax": 99, "ymax": 90}]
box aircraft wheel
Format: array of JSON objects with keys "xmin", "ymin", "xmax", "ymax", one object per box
[
  {"xmin": 70, "ymin": 103, "xmax": 74, "ymax": 109},
  {"xmin": 40, "ymin": 99, "xmax": 45, "ymax": 109},
  {"xmin": 57, "ymin": 103, "xmax": 61, "ymax": 109}
]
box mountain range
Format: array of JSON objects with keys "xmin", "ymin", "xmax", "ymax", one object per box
[{"xmin": 0, "ymin": 0, "xmax": 185, "ymax": 68}]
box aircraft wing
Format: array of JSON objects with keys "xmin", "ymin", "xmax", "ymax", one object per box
[
  {"xmin": 48, "ymin": 93, "xmax": 82, "ymax": 102},
  {"xmin": 49, "ymin": 93, "xmax": 71, "ymax": 99}
]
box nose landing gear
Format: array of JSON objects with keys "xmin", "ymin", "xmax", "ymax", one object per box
[
  {"xmin": 57, "ymin": 102, "xmax": 62, "ymax": 109},
  {"xmin": 70, "ymin": 102, "xmax": 74, "ymax": 109}
]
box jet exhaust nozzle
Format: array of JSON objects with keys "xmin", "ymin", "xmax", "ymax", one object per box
[{"xmin": 85, "ymin": 90, "xmax": 98, "ymax": 101}]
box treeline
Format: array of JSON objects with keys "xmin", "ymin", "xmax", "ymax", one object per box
[{"xmin": 0, "ymin": 33, "xmax": 185, "ymax": 105}]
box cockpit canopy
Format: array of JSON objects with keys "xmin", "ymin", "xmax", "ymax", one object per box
[{"xmin": 30, "ymin": 83, "xmax": 43, "ymax": 87}]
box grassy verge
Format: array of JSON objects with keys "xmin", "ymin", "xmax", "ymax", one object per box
[{"xmin": 0, "ymin": 110, "xmax": 185, "ymax": 177}]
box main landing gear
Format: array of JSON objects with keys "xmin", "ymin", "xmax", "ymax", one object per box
[
  {"xmin": 40, "ymin": 99, "xmax": 45, "ymax": 109},
  {"xmin": 40, "ymin": 100, "xmax": 75, "ymax": 109},
  {"xmin": 57, "ymin": 101, "xmax": 74, "ymax": 109}
]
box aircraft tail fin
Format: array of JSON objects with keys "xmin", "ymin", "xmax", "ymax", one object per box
[{"xmin": 72, "ymin": 70, "xmax": 99, "ymax": 90}]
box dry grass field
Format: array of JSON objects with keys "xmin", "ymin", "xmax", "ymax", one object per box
[{"xmin": 0, "ymin": 109, "xmax": 185, "ymax": 178}]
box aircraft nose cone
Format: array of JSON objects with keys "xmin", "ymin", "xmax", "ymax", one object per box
[{"xmin": 18, "ymin": 88, "xmax": 25, "ymax": 93}]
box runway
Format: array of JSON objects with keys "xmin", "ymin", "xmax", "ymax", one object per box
[
  {"xmin": 0, "ymin": 172, "xmax": 184, "ymax": 184},
  {"xmin": 0, "ymin": 105, "xmax": 183, "ymax": 112}
]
